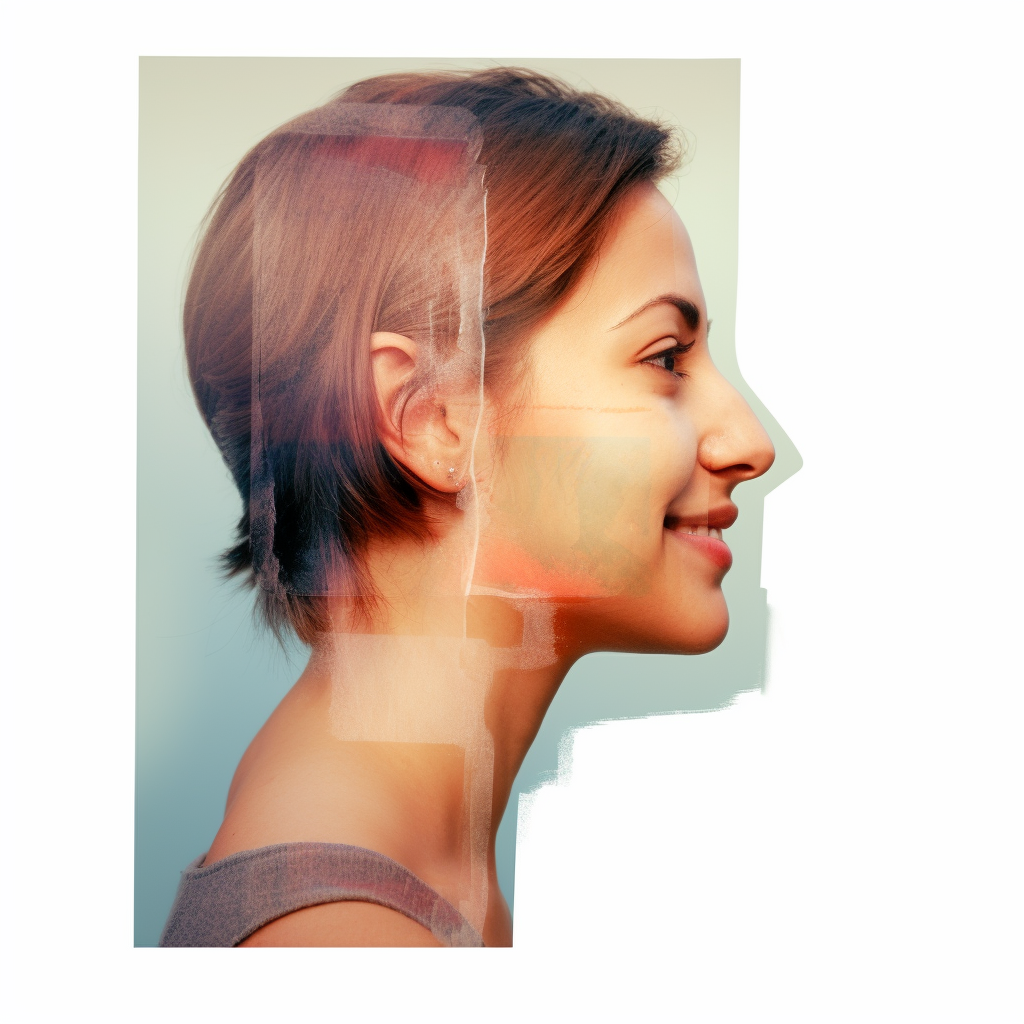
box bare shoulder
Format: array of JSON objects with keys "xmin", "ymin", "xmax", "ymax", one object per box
[{"xmin": 239, "ymin": 901, "xmax": 442, "ymax": 947}]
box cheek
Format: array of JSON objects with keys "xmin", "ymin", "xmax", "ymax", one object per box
[
  {"xmin": 649, "ymin": 406, "xmax": 699, "ymax": 511},
  {"xmin": 477, "ymin": 409, "xmax": 698, "ymax": 596}
]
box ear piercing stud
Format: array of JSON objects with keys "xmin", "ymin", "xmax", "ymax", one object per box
[{"xmin": 446, "ymin": 465, "xmax": 468, "ymax": 490}]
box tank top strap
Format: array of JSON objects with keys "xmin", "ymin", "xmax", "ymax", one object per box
[{"xmin": 158, "ymin": 842, "xmax": 484, "ymax": 947}]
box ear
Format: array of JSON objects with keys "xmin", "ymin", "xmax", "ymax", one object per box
[{"xmin": 370, "ymin": 332, "xmax": 476, "ymax": 493}]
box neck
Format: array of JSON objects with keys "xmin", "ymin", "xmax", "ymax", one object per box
[{"xmin": 306, "ymin": 531, "xmax": 578, "ymax": 937}]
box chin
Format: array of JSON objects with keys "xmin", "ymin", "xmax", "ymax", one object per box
[
  {"xmin": 677, "ymin": 614, "xmax": 730, "ymax": 654},
  {"xmin": 563, "ymin": 590, "xmax": 730, "ymax": 657},
  {"xmin": 652, "ymin": 603, "xmax": 730, "ymax": 655}
]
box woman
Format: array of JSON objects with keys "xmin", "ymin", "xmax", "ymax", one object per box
[{"xmin": 160, "ymin": 67, "xmax": 774, "ymax": 948}]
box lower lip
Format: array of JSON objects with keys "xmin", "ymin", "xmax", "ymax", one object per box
[{"xmin": 666, "ymin": 529, "xmax": 733, "ymax": 571}]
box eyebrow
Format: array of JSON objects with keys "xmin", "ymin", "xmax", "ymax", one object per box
[{"xmin": 609, "ymin": 294, "xmax": 703, "ymax": 332}]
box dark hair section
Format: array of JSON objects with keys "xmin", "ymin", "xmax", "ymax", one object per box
[{"xmin": 184, "ymin": 67, "xmax": 681, "ymax": 644}]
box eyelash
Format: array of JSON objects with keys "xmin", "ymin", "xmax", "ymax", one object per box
[{"xmin": 642, "ymin": 340, "xmax": 694, "ymax": 379}]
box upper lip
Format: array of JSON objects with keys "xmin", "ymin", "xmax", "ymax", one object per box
[{"xmin": 664, "ymin": 504, "xmax": 738, "ymax": 531}]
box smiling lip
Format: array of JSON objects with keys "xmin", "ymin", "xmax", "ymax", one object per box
[{"xmin": 664, "ymin": 506, "xmax": 737, "ymax": 572}]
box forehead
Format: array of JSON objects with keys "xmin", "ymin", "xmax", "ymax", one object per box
[{"xmin": 575, "ymin": 182, "xmax": 705, "ymax": 326}]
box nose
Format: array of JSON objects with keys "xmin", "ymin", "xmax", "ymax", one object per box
[{"xmin": 695, "ymin": 372, "xmax": 775, "ymax": 486}]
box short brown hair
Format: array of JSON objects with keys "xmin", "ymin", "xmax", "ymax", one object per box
[{"xmin": 184, "ymin": 67, "xmax": 681, "ymax": 643}]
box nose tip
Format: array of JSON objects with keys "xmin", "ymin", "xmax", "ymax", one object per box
[
  {"xmin": 732, "ymin": 417, "xmax": 775, "ymax": 482},
  {"xmin": 748, "ymin": 423, "xmax": 775, "ymax": 480},
  {"xmin": 698, "ymin": 386, "xmax": 776, "ymax": 483}
]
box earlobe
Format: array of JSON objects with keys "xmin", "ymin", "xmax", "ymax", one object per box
[{"xmin": 369, "ymin": 332, "xmax": 472, "ymax": 494}]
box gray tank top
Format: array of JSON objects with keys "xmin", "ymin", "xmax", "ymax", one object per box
[{"xmin": 158, "ymin": 842, "xmax": 484, "ymax": 947}]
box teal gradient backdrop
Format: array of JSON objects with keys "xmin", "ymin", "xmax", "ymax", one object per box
[{"xmin": 136, "ymin": 57, "xmax": 799, "ymax": 946}]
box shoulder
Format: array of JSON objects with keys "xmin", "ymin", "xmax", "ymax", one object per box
[{"xmin": 239, "ymin": 901, "xmax": 442, "ymax": 947}]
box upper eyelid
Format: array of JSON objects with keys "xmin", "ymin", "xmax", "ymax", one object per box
[
  {"xmin": 646, "ymin": 338, "xmax": 695, "ymax": 357},
  {"xmin": 639, "ymin": 339, "xmax": 696, "ymax": 380}
]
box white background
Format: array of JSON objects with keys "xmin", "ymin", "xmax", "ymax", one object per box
[{"xmin": 3, "ymin": 2, "xmax": 1021, "ymax": 1022}]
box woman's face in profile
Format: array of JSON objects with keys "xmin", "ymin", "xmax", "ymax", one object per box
[{"xmin": 474, "ymin": 183, "xmax": 775, "ymax": 654}]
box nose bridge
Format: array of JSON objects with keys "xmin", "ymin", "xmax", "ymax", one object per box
[{"xmin": 696, "ymin": 366, "xmax": 775, "ymax": 479}]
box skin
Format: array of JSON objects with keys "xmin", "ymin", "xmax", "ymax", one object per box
[
  {"xmin": 205, "ymin": 183, "xmax": 774, "ymax": 947},
  {"xmin": 475, "ymin": 184, "xmax": 775, "ymax": 652}
]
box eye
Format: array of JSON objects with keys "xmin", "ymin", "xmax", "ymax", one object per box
[{"xmin": 641, "ymin": 340, "xmax": 694, "ymax": 379}]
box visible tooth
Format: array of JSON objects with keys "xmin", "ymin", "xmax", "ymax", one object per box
[
  {"xmin": 696, "ymin": 524, "xmax": 709, "ymax": 537},
  {"xmin": 711, "ymin": 527, "xmax": 722, "ymax": 540},
  {"xmin": 686, "ymin": 525, "xmax": 697, "ymax": 534}
]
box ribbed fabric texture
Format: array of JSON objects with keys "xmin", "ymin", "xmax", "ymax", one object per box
[{"xmin": 158, "ymin": 842, "xmax": 484, "ymax": 947}]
